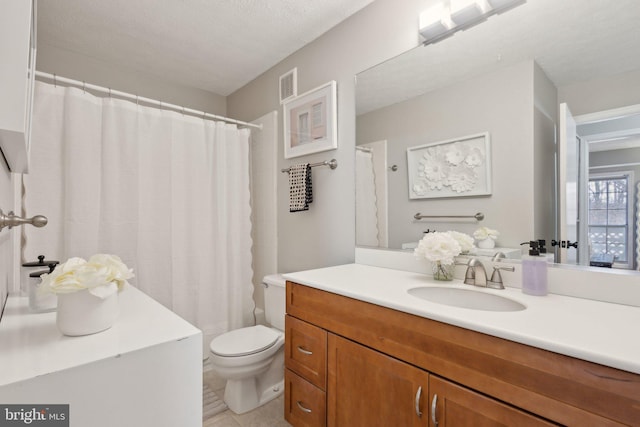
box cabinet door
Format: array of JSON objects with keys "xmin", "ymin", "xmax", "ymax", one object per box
[
  {"xmin": 327, "ymin": 334, "xmax": 428, "ymax": 427},
  {"xmin": 285, "ymin": 369, "xmax": 327, "ymax": 427},
  {"xmin": 286, "ymin": 315, "xmax": 327, "ymax": 390},
  {"xmin": 429, "ymin": 376, "xmax": 556, "ymax": 427}
]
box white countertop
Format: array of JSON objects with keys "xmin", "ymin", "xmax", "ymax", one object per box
[
  {"xmin": 0, "ymin": 285, "xmax": 201, "ymax": 387},
  {"xmin": 284, "ymin": 263, "xmax": 640, "ymax": 375}
]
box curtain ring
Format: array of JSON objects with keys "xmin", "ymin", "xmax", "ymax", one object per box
[
  {"xmin": 82, "ymin": 81, "xmax": 86, "ymax": 93},
  {"xmin": 108, "ymin": 88, "xmax": 112, "ymax": 98},
  {"xmin": 202, "ymin": 111, "xmax": 206, "ymax": 120},
  {"xmin": 136, "ymin": 95, "xmax": 139, "ymax": 106},
  {"xmin": 53, "ymin": 74, "xmax": 57, "ymax": 88},
  {"xmin": 159, "ymin": 101, "xmax": 163, "ymax": 110},
  {"xmin": 182, "ymin": 106, "xmax": 185, "ymax": 116}
]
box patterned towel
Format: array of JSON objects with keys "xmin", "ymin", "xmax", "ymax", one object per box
[{"xmin": 289, "ymin": 163, "xmax": 313, "ymax": 212}]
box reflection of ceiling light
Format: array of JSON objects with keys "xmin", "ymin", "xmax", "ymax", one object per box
[
  {"xmin": 419, "ymin": 0, "xmax": 526, "ymax": 46},
  {"xmin": 450, "ymin": 0, "xmax": 489, "ymax": 25},
  {"xmin": 419, "ymin": 3, "xmax": 454, "ymax": 41}
]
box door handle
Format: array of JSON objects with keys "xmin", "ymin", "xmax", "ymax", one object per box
[
  {"xmin": 431, "ymin": 394, "xmax": 439, "ymax": 427},
  {"xmin": 415, "ymin": 386, "xmax": 423, "ymax": 417},
  {"xmin": 297, "ymin": 346, "xmax": 313, "ymax": 355},
  {"xmin": 296, "ymin": 401, "xmax": 312, "ymax": 413}
]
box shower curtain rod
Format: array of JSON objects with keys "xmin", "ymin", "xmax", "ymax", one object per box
[{"xmin": 35, "ymin": 71, "xmax": 263, "ymax": 130}]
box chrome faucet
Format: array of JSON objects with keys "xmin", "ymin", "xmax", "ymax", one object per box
[{"xmin": 463, "ymin": 258, "xmax": 488, "ymax": 287}]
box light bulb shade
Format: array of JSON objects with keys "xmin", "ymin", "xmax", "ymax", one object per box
[
  {"xmin": 486, "ymin": 0, "xmax": 522, "ymax": 11},
  {"xmin": 419, "ymin": 3, "xmax": 452, "ymax": 41},
  {"xmin": 450, "ymin": 0, "xmax": 488, "ymax": 25}
]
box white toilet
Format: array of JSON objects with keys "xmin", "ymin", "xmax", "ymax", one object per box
[{"xmin": 208, "ymin": 274, "xmax": 286, "ymax": 414}]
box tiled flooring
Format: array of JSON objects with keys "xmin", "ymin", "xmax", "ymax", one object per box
[{"xmin": 203, "ymin": 368, "xmax": 292, "ymax": 427}]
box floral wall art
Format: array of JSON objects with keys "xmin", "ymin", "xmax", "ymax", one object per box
[{"xmin": 407, "ymin": 132, "xmax": 491, "ymax": 199}]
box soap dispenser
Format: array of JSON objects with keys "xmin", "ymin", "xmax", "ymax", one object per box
[{"xmin": 520, "ymin": 241, "xmax": 548, "ymax": 296}]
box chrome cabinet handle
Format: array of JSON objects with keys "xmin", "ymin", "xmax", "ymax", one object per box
[
  {"xmin": 431, "ymin": 394, "xmax": 438, "ymax": 427},
  {"xmin": 296, "ymin": 401, "xmax": 312, "ymax": 413},
  {"xmin": 297, "ymin": 346, "xmax": 313, "ymax": 355},
  {"xmin": 415, "ymin": 386, "xmax": 423, "ymax": 417}
]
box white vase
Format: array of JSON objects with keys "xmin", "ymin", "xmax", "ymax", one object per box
[
  {"xmin": 56, "ymin": 289, "xmax": 118, "ymax": 336},
  {"xmin": 477, "ymin": 238, "xmax": 496, "ymax": 249}
]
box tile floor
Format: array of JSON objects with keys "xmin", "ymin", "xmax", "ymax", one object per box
[{"xmin": 203, "ymin": 368, "xmax": 292, "ymax": 427}]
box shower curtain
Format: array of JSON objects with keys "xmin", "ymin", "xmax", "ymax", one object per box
[
  {"xmin": 355, "ymin": 148, "xmax": 379, "ymax": 247},
  {"xmin": 23, "ymin": 81, "xmax": 254, "ymax": 337}
]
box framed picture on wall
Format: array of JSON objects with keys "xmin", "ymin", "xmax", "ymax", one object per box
[
  {"xmin": 283, "ymin": 80, "xmax": 337, "ymax": 159},
  {"xmin": 407, "ymin": 132, "xmax": 492, "ymax": 199}
]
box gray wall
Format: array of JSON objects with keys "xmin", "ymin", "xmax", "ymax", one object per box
[
  {"xmin": 37, "ymin": 43, "xmax": 227, "ymax": 115},
  {"xmin": 227, "ymin": 0, "xmax": 429, "ymax": 273},
  {"xmin": 559, "ymin": 68, "xmax": 640, "ymax": 116},
  {"xmin": 356, "ymin": 61, "xmax": 538, "ymax": 248}
]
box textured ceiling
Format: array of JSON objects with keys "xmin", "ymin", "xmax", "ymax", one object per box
[
  {"xmin": 357, "ymin": 0, "xmax": 640, "ymax": 115},
  {"xmin": 37, "ymin": 0, "xmax": 374, "ymax": 96}
]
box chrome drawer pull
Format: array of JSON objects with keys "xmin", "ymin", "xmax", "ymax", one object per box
[
  {"xmin": 431, "ymin": 394, "xmax": 438, "ymax": 427},
  {"xmin": 415, "ymin": 386, "xmax": 423, "ymax": 417},
  {"xmin": 297, "ymin": 346, "xmax": 313, "ymax": 355},
  {"xmin": 296, "ymin": 401, "xmax": 312, "ymax": 413}
]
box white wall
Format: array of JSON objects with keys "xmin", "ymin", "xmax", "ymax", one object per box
[{"xmin": 0, "ymin": 160, "xmax": 14, "ymax": 312}]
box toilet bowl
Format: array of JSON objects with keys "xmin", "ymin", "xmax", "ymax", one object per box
[{"xmin": 208, "ymin": 274, "xmax": 286, "ymax": 414}]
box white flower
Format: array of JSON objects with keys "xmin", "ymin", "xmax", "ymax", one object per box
[
  {"xmin": 446, "ymin": 168, "xmax": 477, "ymax": 193},
  {"xmin": 445, "ymin": 146, "xmax": 465, "ymax": 165},
  {"xmin": 464, "ymin": 146, "xmax": 485, "ymax": 167},
  {"xmin": 40, "ymin": 254, "xmax": 134, "ymax": 298},
  {"xmin": 473, "ymin": 227, "xmax": 499, "ymax": 240},
  {"xmin": 447, "ymin": 231, "xmax": 475, "ymax": 253},
  {"xmin": 414, "ymin": 232, "xmax": 462, "ymax": 265}
]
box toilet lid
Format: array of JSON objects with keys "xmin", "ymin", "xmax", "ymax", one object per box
[{"xmin": 210, "ymin": 325, "xmax": 281, "ymax": 357}]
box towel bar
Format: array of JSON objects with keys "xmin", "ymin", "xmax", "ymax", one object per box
[
  {"xmin": 414, "ymin": 212, "xmax": 484, "ymax": 221},
  {"xmin": 281, "ymin": 159, "xmax": 337, "ymax": 173}
]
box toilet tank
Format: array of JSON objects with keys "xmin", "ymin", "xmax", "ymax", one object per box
[{"xmin": 262, "ymin": 274, "xmax": 286, "ymax": 330}]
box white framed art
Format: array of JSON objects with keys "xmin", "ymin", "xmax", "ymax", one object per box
[
  {"xmin": 283, "ymin": 80, "xmax": 337, "ymax": 159},
  {"xmin": 407, "ymin": 132, "xmax": 492, "ymax": 199}
]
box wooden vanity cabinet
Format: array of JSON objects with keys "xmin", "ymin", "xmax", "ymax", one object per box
[{"xmin": 285, "ymin": 281, "xmax": 640, "ymax": 426}]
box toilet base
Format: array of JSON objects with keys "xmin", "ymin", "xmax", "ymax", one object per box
[
  {"xmin": 224, "ymin": 378, "xmax": 284, "ymax": 414},
  {"xmin": 222, "ymin": 349, "xmax": 285, "ymax": 414}
]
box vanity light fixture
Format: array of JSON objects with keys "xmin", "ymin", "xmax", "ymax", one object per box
[{"xmin": 419, "ymin": 0, "xmax": 526, "ymax": 46}]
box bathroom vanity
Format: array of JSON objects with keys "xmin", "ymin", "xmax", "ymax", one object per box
[
  {"xmin": 283, "ymin": 264, "xmax": 640, "ymax": 426},
  {"xmin": 0, "ymin": 285, "xmax": 202, "ymax": 427}
]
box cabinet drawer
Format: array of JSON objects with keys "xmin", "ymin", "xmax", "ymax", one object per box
[
  {"xmin": 286, "ymin": 315, "xmax": 327, "ymax": 390},
  {"xmin": 285, "ymin": 369, "xmax": 326, "ymax": 427}
]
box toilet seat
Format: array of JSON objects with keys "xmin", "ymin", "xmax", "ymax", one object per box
[{"xmin": 210, "ymin": 325, "xmax": 280, "ymax": 357}]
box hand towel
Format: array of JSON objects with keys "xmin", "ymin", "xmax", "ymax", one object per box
[{"xmin": 289, "ymin": 163, "xmax": 313, "ymax": 212}]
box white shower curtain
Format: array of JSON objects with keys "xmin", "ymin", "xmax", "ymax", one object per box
[
  {"xmin": 355, "ymin": 148, "xmax": 379, "ymax": 247},
  {"xmin": 24, "ymin": 81, "xmax": 254, "ymax": 337}
]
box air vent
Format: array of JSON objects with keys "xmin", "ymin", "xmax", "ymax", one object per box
[{"xmin": 279, "ymin": 68, "xmax": 297, "ymax": 104}]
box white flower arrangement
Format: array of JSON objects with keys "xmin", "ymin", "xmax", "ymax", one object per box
[
  {"xmin": 447, "ymin": 231, "xmax": 475, "ymax": 253},
  {"xmin": 473, "ymin": 226, "xmax": 499, "ymax": 241},
  {"xmin": 414, "ymin": 231, "xmax": 464, "ymax": 266},
  {"xmin": 40, "ymin": 254, "xmax": 134, "ymax": 299}
]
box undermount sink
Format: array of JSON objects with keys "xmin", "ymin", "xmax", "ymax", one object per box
[{"xmin": 408, "ymin": 286, "xmax": 526, "ymax": 312}]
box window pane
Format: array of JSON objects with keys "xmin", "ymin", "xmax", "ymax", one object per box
[
  {"xmin": 607, "ymin": 209, "xmax": 627, "ymax": 225},
  {"xmin": 589, "ymin": 209, "xmax": 607, "ymax": 225},
  {"xmin": 607, "ymin": 191, "xmax": 627, "ymax": 210},
  {"xmin": 588, "ymin": 174, "xmax": 630, "ymax": 267}
]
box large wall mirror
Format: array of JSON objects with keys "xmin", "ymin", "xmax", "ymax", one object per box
[{"xmin": 355, "ymin": 0, "xmax": 640, "ymax": 272}]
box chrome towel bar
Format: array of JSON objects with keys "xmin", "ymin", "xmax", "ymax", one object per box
[
  {"xmin": 281, "ymin": 159, "xmax": 337, "ymax": 173},
  {"xmin": 414, "ymin": 212, "xmax": 484, "ymax": 221}
]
